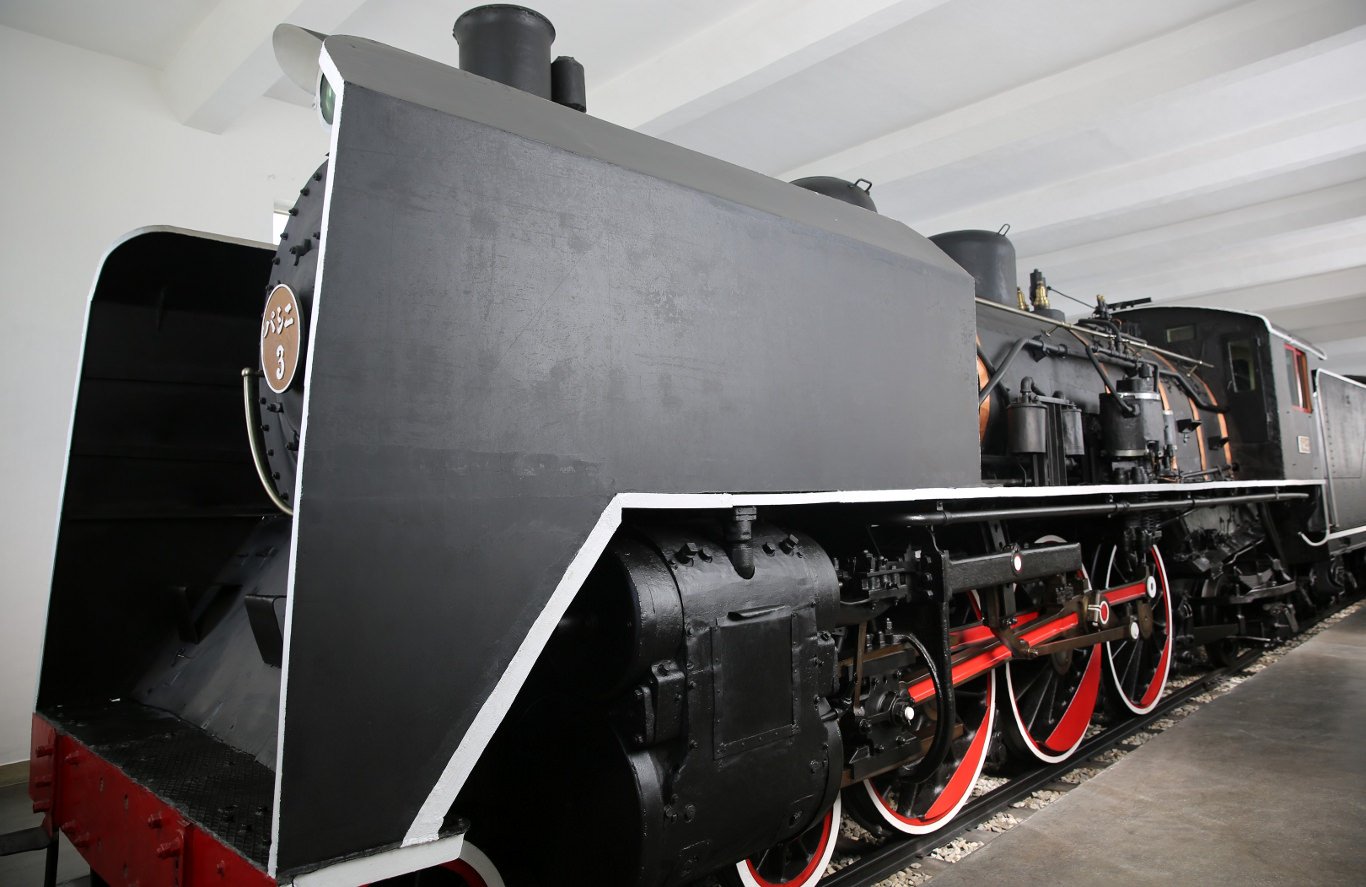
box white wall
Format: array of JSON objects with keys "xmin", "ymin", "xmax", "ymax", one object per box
[{"xmin": 0, "ymin": 24, "xmax": 328, "ymax": 764}]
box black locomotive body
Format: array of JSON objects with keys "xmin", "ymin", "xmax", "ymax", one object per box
[{"xmin": 24, "ymin": 7, "xmax": 1366, "ymax": 887}]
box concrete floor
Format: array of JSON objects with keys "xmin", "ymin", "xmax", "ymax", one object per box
[{"xmin": 930, "ymin": 606, "xmax": 1366, "ymax": 887}]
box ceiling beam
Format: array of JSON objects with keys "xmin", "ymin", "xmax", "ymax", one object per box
[
  {"xmin": 1265, "ymin": 297, "xmax": 1366, "ymax": 333},
  {"xmin": 160, "ymin": 0, "xmax": 366, "ymax": 133},
  {"xmin": 1312, "ymin": 333, "xmax": 1366, "ymax": 372},
  {"xmin": 1006, "ymin": 152, "xmax": 1366, "ymax": 259},
  {"xmin": 919, "ymin": 99, "xmax": 1366, "ymax": 245},
  {"xmin": 781, "ymin": 0, "xmax": 1366, "ymax": 186},
  {"xmin": 1253, "ymin": 277, "xmax": 1366, "ymax": 356},
  {"xmin": 592, "ymin": 0, "xmax": 954, "ymax": 135},
  {"xmin": 1287, "ymin": 316, "xmax": 1366, "ymax": 348},
  {"xmin": 1188, "ymin": 270, "xmax": 1366, "ymax": 371},
  {"xmin": 1020, "ymin": 179, "xmax": 1366, "ymax": 283},
  {"xmin": 1055, "ymin": 216, "xmax": 1366, "ymax": 303},
  {"xmin": 1171, "ymin": 265, "xmax": 1366, "ymax": 313}
]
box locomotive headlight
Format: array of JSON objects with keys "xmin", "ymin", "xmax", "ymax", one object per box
[{"xmin": 318, "ymin": 74, "xmax": 336, "ymax": 125}]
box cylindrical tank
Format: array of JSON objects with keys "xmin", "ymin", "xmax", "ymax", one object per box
[
  {"xmin": 929, "ymin": 230, "xmax": 1017, "ymax": 306},
  {"xmin": 1061, "ymin": 403, "xmax": 1085, "ymax": 457},
  {"xmin": 1008, "ymin": 401, "xmax": 1048, "ymax": 455},
  {"xmin": 1102, "ymin": 375, "xmax": 1166, "ymax": 458},
  {"xmin": 791, "ymin": 176, "xmax": 878, "ymax": 212},
  {"xmin": 453, "ymin": 5, "xmax": 556, "ymax": 99},
  {"xmin": 551, "ymin": 56, "xmax": 587, "ymax": 111}
]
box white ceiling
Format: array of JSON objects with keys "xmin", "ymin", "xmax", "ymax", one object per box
[{"xmin": 4, "ymin": 0, "xmax": 1365, "ymax": 372}]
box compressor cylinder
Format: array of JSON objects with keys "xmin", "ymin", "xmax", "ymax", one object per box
[{"xmin": 1102, "ymin": 370, "xmax": 1167, "ymax": 458}]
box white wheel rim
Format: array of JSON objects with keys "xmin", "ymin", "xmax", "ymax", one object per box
[
  {"xmin": 1003, "ymin": 534, "xmax": 1095, "ymax": 763},
  {"xmin": 1102, "ymin": 545, "xmax": 1174, "ymax": 715},
  {"xmin": 863, "ymin": 672, "xmax": 996, "ymax": 834},
  {"xmin": 450, "ymin": 842, "xmax": 504, "ymax": 887},
  {"xmin": 735, "ymin": 794, "xmax": 842, "ymax": 887}
]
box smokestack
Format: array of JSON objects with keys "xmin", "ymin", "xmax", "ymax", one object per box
[{"xmin": 453, "ymin": 5, "xmax": 587, "ymax": 111}]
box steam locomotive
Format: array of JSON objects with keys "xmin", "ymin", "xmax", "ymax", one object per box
[{"xmin": 25, "ymin": 6, "xmax": 1366, "ymax": 887}]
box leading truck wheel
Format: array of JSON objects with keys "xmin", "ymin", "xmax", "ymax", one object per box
[
  {"xmin": 1100, "ymin": 545, "xmax": 1173, "ymax": 715},
  {"xmin": 723, "ymin": 795, "xmax": 842, "ymax": 887},
  {"xmin": 847, "ymin": 671, "xmax": 995, "ymax": 835}
]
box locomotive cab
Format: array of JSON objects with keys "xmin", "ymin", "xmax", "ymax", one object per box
[{"xmin": 1115, "ymin": 306, "xmax": 1325, "ymax": 482}]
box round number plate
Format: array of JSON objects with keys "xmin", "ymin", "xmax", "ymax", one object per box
[{"xmin": 260, "ymin": 283, "xmax": 303, "ymax": 393}]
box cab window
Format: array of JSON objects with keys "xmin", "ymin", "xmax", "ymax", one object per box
[
  {"xmin": 1165, "ymin": 324, "xmax": 1195, "ymax": 344},
  {"xmin": 1284, "ymin": 345, "xmax": 1311, "ymax": 412},
  {"xmin": 1227, "ymin": 339, "xmax": 1257, "ymax": 393}
]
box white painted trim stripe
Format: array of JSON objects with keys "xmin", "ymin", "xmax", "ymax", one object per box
[
  {"xmin": 290, "ymin": 834, "xmax": 464, "ymax": 887},
  {"xmin": 401, "ymin": 494, "xmax": 626, "ymax": 844},
  {"xmin": 1265, "ymin": 321, "xmax": 1328, "ymax": 362},
  {"xmin": 1315, "ymin": 368, "xmax": 1366, "ymax": 390},
  {"xmin": 567, "ymin": 477, "xmax": 1321, "ymax": 511},
  {"xmin": 269, "ymin": 44, "xmax": 345, "ymax": 880}
]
